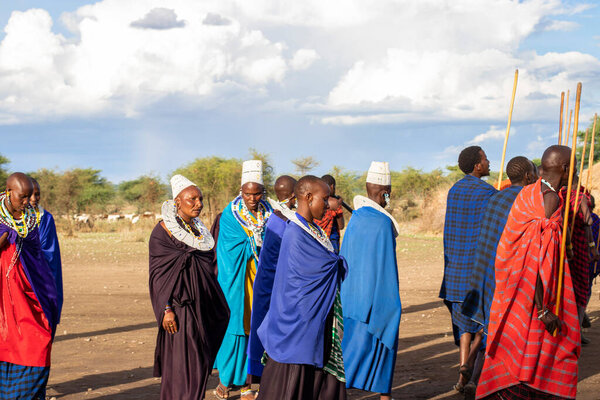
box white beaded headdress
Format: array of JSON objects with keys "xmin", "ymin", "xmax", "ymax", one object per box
[
  {"xmin": 170, "ymin": 174, "xmax": 197, "ymax": 199},
  {"xmin": 241, "ymin": 160, "xmax": 264, "ymax": 186},
  {"xmin": 366, "ymin": 161, "xmax": 391, "ymax": 186}
]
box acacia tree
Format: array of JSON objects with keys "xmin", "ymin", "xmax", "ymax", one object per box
[
  {"xmin": 118, "ymin": 175, "xmax": 167, "ymax": 212},
  {"xmin": 292, "ymin": 156, "xmax": 319, "ymax": 176},
  {"xmin": 0, "ymin": 154, "xmax": 9, "ymax": 188}
]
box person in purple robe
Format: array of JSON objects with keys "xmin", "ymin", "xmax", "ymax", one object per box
[
  {"xmin": 149, "ymin": 175, "xmax": 229, "ymax": 399},
  {"xmin": 29, "ymin": 177, "xmax": 63, "ymax": 323},
  {"xmin": 248, "ymin": 175, "xmax": 297, "ymax": 378}
]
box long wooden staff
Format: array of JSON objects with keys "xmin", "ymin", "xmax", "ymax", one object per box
[
  {"xmin": 563, "ymin": 90, "xmax": 570, "ymax": 145},
  {"xmin": 496, "ymin": 69, "xmax": 518, "ymax": 190},
  {"xmin": 585, "ymin": 114, "xmax": 598, "ymax": 191},
  {"xmin": 555, "ymin": 82, "xmax": 582, "ymax": 335},
  {"xmin": 565, "ymin": 110, "xmax": 573, "ymax": 147},
  {"xmin": 570, "ymin": 128, "xmax": 589, "ymax": 235},
  {"xmin": 558, "ymin": 92, "xmax": 565, "ymax": 145}
]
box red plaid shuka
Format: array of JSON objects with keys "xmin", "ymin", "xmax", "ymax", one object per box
[
  {"xmin": 561, "ymin": 186, "xmax": 591, "ymax": 307},
  {"xmin": 477, "ymin": 180, "xmax": 580, "ymax": 400},
  {"xmin": 314, "ymin": 206, "xmax": 343, "ymax": 237}
]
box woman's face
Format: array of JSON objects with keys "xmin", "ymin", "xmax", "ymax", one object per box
[
  {"xmin": 176, "ymin": 186, "xmax": 203, "ymax": 222},
  {"xmin": 241, "ymin": 182, "xmax": 264, "ymax": 212},
  {"xmin": 309, "ymin": 182, "xmax": 330, "ymax": 220}
]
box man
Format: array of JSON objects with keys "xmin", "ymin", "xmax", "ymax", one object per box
[
  {"xmin": 440, "ymin": 146, "xmax": 497, "ymax": 392},
  {"xmin": 460, "ymin": 157, "xmax": 537, "ymax": 398},
  {"xmin": 214, "ymin": 160, "xmax": 272, "ymax": 399},
  {"xmin": 586, "ymin": 195, "xmax": 600, "ymax": 326},
  {"xmin": 477, "ymin": 145, "xmax": 580, "ymax": 399},
  {"xmin": 314, "ymin": 175, "xmax": 345, "ymax": 253},
  {"xmin": 247, "ymin": 175, "xmax": 297, "ymax": 378},
  {"xmin": 257, "ymin": 176, "xmax": 347, "ymax": 400},
  {"xmin": 340, "ymin": 162, "xmax": 401, "ymax": 400},
  {"xmin": 0, "ymin": 173, "xmax": 59, "ymax": 399},
  {"xmin": 149, "ymin": 175, "xmax": 229, "ymax": 399},
  {"xmin": 29, "ymin": 177, "xmax": 63, "ymax": 323}
]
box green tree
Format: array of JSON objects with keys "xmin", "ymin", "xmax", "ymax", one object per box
[
  {"xmin": 292, "ymin": 156, "xmax": 319, "ymax": 176},
  {"xmin": 576, "ymin": 114, "xmax": 600, "ymax": 165},
  {"xmin": 248, "ymin": 148, "xmax": 275, "ymax": 196},
  {"xmin": 174, "ymin": 157, "xmax": 242, "ymax": 220},
  {"xmin": 0, "ymin": 154, "xmax": 9, "ymax": 188},
  {"xmin": 118, "ymin": 175, "xmax": 167, "ymax": 212},
  {"xmin": 327, "ymin": 166, "xmax": 362, "ymax": 203}
]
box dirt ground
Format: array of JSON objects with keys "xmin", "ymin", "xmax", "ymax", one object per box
[{"xmin": 46, "ymin": 231, "xmax": 600, "ymax": 400}]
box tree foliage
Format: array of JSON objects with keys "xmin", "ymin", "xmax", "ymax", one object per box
[
  {"xmin": 0, "ymin": 154, "xmax": 9, "ymax": 188},
  {"xmin": 576, "ymin": 115, "xmax": 600, "ymax": 166},
  {"xmin": 292, "ymin": 156, "xmax": 320, "ymax": 175},
  {"xmin": 118, "ymin": 175, "xmax": 167, "ymax": 212}
]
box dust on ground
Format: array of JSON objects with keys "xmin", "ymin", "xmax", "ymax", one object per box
[{"xmin": 47, "ymin": 232, "xmax": 600, "ymax": 399}]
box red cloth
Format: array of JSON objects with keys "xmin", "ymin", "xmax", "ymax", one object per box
[
  {"xmin": 561, "ymin": 187, "xmax": 591, "ymax": 307},
  {"xmin": 314, "ymin": 207, "xmax": 343, "ymax": 237},
  {"xmin": 0, "ymin": 243, "xmax": 52, "ymax": 367},
  {"xmin": 499, "ymin": 179, "xmax": 511, "ymax": 191},
  {"xmin": 477, "ymin": 180, "xmax": 580, "ymax": 400}
]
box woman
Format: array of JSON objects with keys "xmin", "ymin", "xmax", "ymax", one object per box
[{"xmin": 149, "ymin": 174, "xmax": 230, "ymax": 399}]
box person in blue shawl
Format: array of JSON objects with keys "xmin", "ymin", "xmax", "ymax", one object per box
[
  {"xmin": 439, "ymin": 146, "xmax": 497, "ymax": 393},
  {"xmin": 258, "ymin": 175, "xmax": 348, "ymax": 400},
  {"xmin": 214, "ymin": 160, "xmax": 273, "ymax": 400},
  {"xmin": 0, "ymin": 173, "xmax": 59, "ymax": 399},
  {"xmin": 459, "ymin": 156, "xmax": 537, "ymax": 397},
  {"xmin": 339, "ymin": 161, "xmax": 401, "ymax": 400},
  {"xmin": 29, "ymin": 178, "xmax": 63, "ymax": 323},
  {"xmin": 248, "ymin": 175, "xmax": 296, "ymax": 378}
]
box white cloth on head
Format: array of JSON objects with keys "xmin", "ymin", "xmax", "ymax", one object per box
[
  {"xmin": 366, "ymin": 161, "xmax": 391, "ymax": 186},
  {"xmin": 241, "ymin": 160, "xmax": 264, "ymax": 186},
  {"xmin": 170, "ymin": 174, "xmax": 197, "ymax": 199}
]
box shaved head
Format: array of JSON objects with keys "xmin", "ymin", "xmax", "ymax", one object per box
[
  {"xmin": 541, "ymin": 145, "xmax": 572, "ymax": 171},
  {"xmin": 274, "ymin": 175, "xmax": 297, "ymax": 202},
  {"xmin": 5, "ymin": 172, "xmax": 34, "ymax": 214},
  {"xmin": 295, "ymin": 175, "xmax": 330, "ymax": 222},
  {"xmin": 295, "ymin": 175, "xmax": 327, "ymax": 198}
]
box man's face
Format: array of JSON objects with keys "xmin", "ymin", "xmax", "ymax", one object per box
[
  {"xmin": 477, "ymin": 150, "xmax": 491, "ymax": 176},
  {"xmin": 176, "ymin": 186, "xmax": 203, "ymax": 221},
  {"xmin": 309, "ymin": 182, "xmax": 330, "ymax": 220},
  {"xmin": 241, "ymin": 182, "xmax": 264, "ymax": 212},
  {"xmin": 29, "ymin": 184, "xmax": 41, "ymax": 208},
  {"xmin": 8, "ymin": 183, "xmax": 33, "ymax": 213}
]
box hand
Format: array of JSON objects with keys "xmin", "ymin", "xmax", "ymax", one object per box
[
  {"xmin": 540, "ymin": 310, "xmax": 562, "ymax": 334},
  {"xmin": 328, "ymin": 197, "xmax": 342, "ymax": 211},
  {"xmin": 162, "ymin": 310, "xmax": 178, "ymax": 334},
  {"xmin": 590, "ymin": 247, "xmax": 600, "ymax": 262}
]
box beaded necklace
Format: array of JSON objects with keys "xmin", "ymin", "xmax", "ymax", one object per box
[
  {"xmin": 541, "ymin": 178, "xmax": 556, "ymax": 192},
  {"xmin": 293, "ymin": 212, "xmax": 334, "ymax": 252},
  {"xmin": 233, "ymin": 196, "xmax": 271, "ymax": 247},
  {"xmin": 160, "ymin": 200, "xmax": 214, "ymax": 251},
  {"xmin": 0, "ymin": 192, "xmax": 35, "ymax": 238},
  {"xmin": 177, "ymin": 215, "xmax": 204, "ymax": 241}
]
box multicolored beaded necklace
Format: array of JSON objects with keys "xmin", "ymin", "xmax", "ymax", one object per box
[
  {"xmin": 0, "ymin": 191, "xmax": 36, "ymax": 238},
  {"xmin": 177, "ymin": 214, "xmax": 205, "ymax": 241}
]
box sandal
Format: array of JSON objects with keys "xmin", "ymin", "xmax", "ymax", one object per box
[
  {"xmin": 240, "ymin": 388, "xmax": 258, "ymax": 400},
  {"xmin": 213, "ymin": 383, "xmax": 230, "ymax": 399}
]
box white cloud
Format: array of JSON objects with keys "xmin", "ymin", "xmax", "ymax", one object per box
[
  {"xmin": 131, "ymin": 8, "xmax": 185, "ymax": 30},
  {"xmin": 468, "ymin": 126, "xmax": 510, "ymax": 145},
  {"xmin": 0, "ymin": 0, "xmax": 597, "ymax": 126},
  {"xmin": 290, "ymin": 49, "xmax": 319, "ymax": 71}
]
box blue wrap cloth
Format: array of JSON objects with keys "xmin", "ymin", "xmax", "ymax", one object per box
[
  {"xmin": 258, "ymin": 216, "xmax": 347, "ymax": 367},
  {"xmin": 461, "ymin": 186, "xmax": 522, "ymax": 336},
  {"xmin": 340, "ymin": 206, "xmax": 401, "ymax": 393},
  {"xmin": 248, "ymin": 212, "xmax": 287, "ymax": 377},
  {"xmin": 38, "ymin": 211, "xmax": 63, "ymax": 324},
  {"xmin": 440, "ymin": 175, "xmax": 497, "ymax": 302}
]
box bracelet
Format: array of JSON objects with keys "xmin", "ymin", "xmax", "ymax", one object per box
[
  {"xmin": 589, "ymin": 242, "xmax": 596, "ymax": 248},
  {"xmin": 164, "ymin": 305, "xmax": 172, "ymax": 314},
  {"xmin": 537, "ymin": 308, "xmax": 549, "ymax": 320}
]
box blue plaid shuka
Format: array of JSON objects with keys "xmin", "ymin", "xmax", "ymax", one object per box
[
  {"xmin": 0, "ymin": 361, "xmax": 49, "ymax": 400},
  {"xmin": 440, "ymin": 175, "xmax": 497, "ymax": 302},
  {"xmin": 461, "ymin": 185, "xmax": 523, "ymax": 335}
]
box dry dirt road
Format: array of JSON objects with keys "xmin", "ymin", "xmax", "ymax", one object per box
[{"xmin": 46, "ymin": 231, "xmax": 600, "ymax": 400}]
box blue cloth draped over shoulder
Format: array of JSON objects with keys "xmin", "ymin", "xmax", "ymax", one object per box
[
  {"xmin": 340, "ymin": 206, "xmax": 401, "ymax": 349},
  {"xmin": 461, "ymin": 186, "xmax": 522, "ymax": 336},
  {"xmin": 38, "ymin": 211, "xmax": 63, "ymax": 324},
  {"xmin": 0, "ymin": 224, "xmax": 59, "ymax": 334},
  {"xmin": 340, "ymin": 206, "xmax": 401, "ymax": 393},
  {"xmin": 258, "ymin": 218, "xmax": 347, "ymax": 367},
  {"xmin": 440, "ymin": 175, "xmax": 497, "ymax": 302},
  {"xmin": 215, "ymin": 199, "xmax": 270, "ymax": 386},
  {"xmin": 248, "ymin": 212, "xmax": 287, "ymax": 376}
]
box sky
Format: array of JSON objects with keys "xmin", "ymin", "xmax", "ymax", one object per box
[{"xmin": 0, "ymin": 0, "xmax": 599, "ymax": 183}]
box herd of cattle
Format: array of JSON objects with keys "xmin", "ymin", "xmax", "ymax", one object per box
[{"xmin": 71, "ymin": 211, "xmax": 161, "ymax": 226}]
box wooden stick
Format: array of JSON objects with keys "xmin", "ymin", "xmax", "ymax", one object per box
[
  {"xmin": 559, "ymin": 92, "xmax": 565, "ymax": 145},
  {"xmin": 563, "ymin": 90, "xmax": 570, "ymax": 145},
  {"xmin": 496, "ymin": 69, "xmax": 519, "ymax": 190},
  {"xmin": 586, "ymin": 114, "xmax": 598, "ymax": 192},
  {"xmin": 565, "ymin": 109, "xmax": 573, "ymax": 147},
  {"xmin": 570, "ymin": 128, "xmax": 589, "ymax": 236},
  {"xmin": 555, "ymin": 82, "xmax": 582, "ymax": 336}
]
